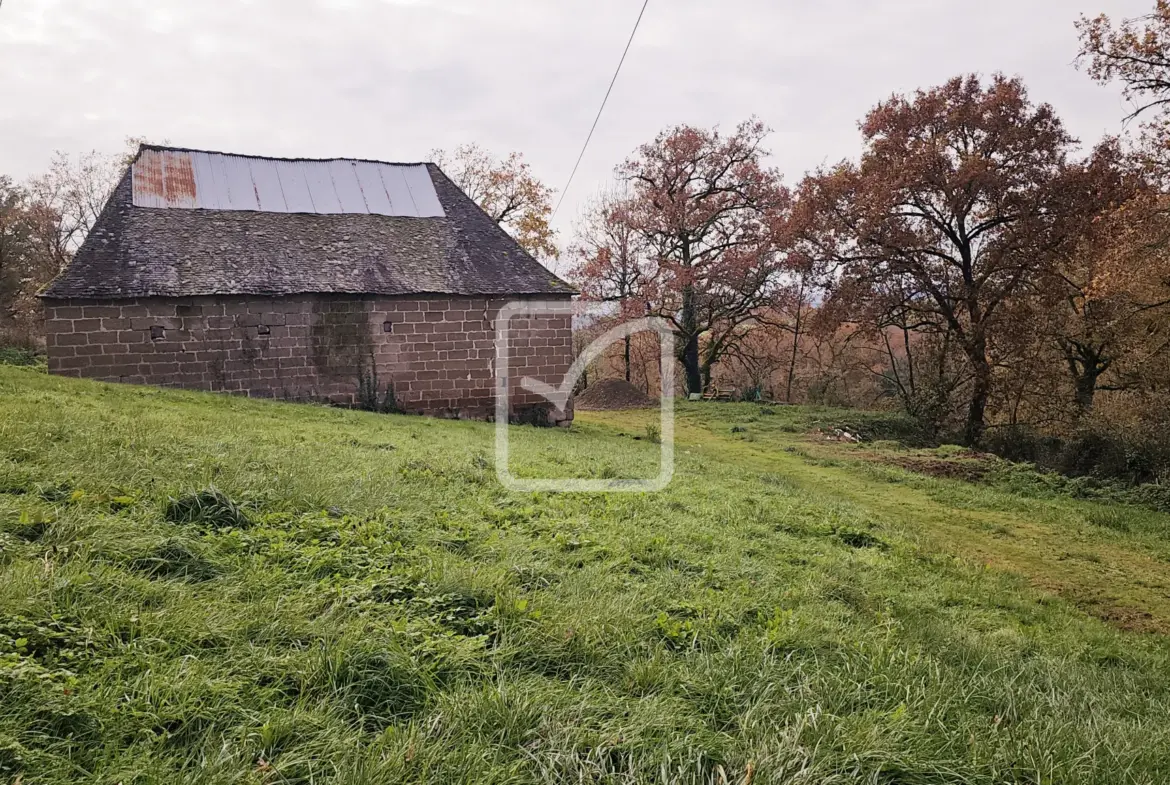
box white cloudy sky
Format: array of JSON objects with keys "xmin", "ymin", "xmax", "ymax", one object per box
[{"xmin": 0, "ymin": 0, "xmax": 1153, "ymax": 238}]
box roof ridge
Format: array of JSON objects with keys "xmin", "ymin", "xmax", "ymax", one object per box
[{"xmin": 137, "ymin": 143, "xmax": 436, "ymax": 168}]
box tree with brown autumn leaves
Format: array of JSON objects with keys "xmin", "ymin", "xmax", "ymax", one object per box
[
  {"xmin": 1065, "ymin": 3, "xmax": 1170, "ymax": 419},
  {"xmin": 611, "ymin": 119, "xmax": 791, "ymax": 395},
  {"xmin": 793, "ymin": 75, "xmax": 1074, "ymax": 444},
  {"xmin": 0, "ymin": 140, "xmax": 150, "ymax": 342},
  {"xmin": 1030, "ymin": 140, "xmax": 1170, "ymax": 416},
  {"xmin": 1, "ymin": 166, "xmax": 107, "ymax": 340},
  {"xmin": 768, "ymin": 263, "xmax": 818, "ymax": 404},
  {"xmin": 1078, "ymin": 2, "xmax": 1170, "ymax": 125},
  {"xmin": 0, "ymin": 177, "xmax": 39, "ymax": 326},
  {"xmin": 431, "ymin": 143, "xmax": 558, "ymax": 261}
]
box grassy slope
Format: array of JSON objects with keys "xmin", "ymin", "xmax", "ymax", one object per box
[
  {"xmin": 596, "ymin": 406, "xmax": 1170, "ymax": 635},
  {"xmin": 1, "ymin": 367, "xmax": 1169, "ymax": 784}
]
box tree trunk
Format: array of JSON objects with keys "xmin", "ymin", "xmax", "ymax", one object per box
[
  {"xmin": 902, "ymin": 324, "xmax": 915, "ymax": 396},
  {"xmin": 679, "ymin": 281, "xmax": 702, "ymax": 394},
  {"xmin": 785, "ymin": 281, "xmax": 805, "ymax": 403},
  {"xmin": 623, "ymin": 335, "xmax": 631, "ymax": 383},
  {"xmin": 963, "ymin": 350, "xmax": 991, "ymax": 446},
  {"xmin": 785, "ymin": 328, "xmax": 799, "ymax": 403},
  {"xmin": 1074, "ymin": 372, "xmax": 1098, "ymax": 413},
  {"xmin": 1063, "ymin": 344, "xmax": 1109, "ymax": 417},
  {"xmin": 680, "ymin": 335, "xmax": 702, "ymax": 394}
]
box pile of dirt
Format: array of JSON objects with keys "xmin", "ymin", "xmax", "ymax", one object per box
[
  {"xmin": 575, "ymin": 379, "xmax": 655, "ymax": 411},
  {"xmin": 879, "ymin": 455, "xmax": 992, "ymax": 482}
]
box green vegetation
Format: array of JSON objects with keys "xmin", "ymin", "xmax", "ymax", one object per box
[
  {"xmin": 2, "ymin": 369, "xmax": 1170, "ymax": 783},
  {"xmin": 0, "ymin": 346, "xmax": 43, "ymax": 370}
]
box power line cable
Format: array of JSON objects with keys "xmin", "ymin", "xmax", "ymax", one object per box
[{"xmin": 551, "ymin": 0, "xmax": 649, "ymax": 222}]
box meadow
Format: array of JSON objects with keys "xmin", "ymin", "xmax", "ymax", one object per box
[{"xmin": 2, "ymin": 366, "xmax": 1169, "ymax": 784}]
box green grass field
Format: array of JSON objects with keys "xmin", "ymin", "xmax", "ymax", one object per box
[{"xmin": 2, "ymin": 366, "xmax": 1170, "ymax": 784}]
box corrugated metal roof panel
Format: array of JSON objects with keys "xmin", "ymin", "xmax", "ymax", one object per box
[
  {"xmin": 222, "ymin": 155, "xmax": 260, "ymax": 211},
  {"xmin": 133, "ymin": 149, "xmax": 199, "ymax": 208},
  {"xmin": 379, "ymin": 165, "xmax": 416, "ymax": 215},
  {"xmin": 302, "ymin": 160, "xmax": 341, "ymax": 214},
  {"xmin": 130, "ymin": 149, "xmax": 445, "ymax": 218},
  {"xmin": 206, "ymin": 153, "xmax": 234, "ymax": 211},
  {"xmin": 132, "ymin": 150, "xmax": 166, "ymax": 209},
  {"xmin": 275, "ymin": 160, "xmax": 314, "ymax": 213},
  {"xmin": 248, "ymin": 158, "xmax": 286, "ymax": 212},
  {"xmin": 401, "ymin": 164, "xmax": 445, "ymax": 217},
  {"xmin": 327, "ymin": 160, "xmax": 367, "ymax": 214},
  {"xmin": 163, "ymin": 153, "xmax": 198, "ymax": 208},
  {"xmin": 352, "ymin": 161, "xmax": 394, "ymax": 215},
  {"xmin": 189, "ymin": 152, "xmax": 223, "ymax": 210}
]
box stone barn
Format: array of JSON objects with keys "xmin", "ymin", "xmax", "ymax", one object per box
[{"xmin": 40, "ymin": 145, "xmax": 575, "ymax": 425}]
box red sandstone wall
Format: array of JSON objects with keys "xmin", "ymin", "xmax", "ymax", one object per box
[{"xmin": 41, "ymin": 295, "xmax": 574, "ymax": 423}]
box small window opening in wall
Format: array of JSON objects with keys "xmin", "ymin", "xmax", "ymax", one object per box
[
  {"xmin": 150, "ymin": 326, "xmax": 165, "ymax": 340},
  {"xmin": 383, "ymin": 321, "xmax": 394, "ymax": 333},
  {"xmin": 258, "ymin": 324, "xmax": 271, "ymax": 336}
]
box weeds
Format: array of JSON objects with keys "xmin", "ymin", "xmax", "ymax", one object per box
[
  {"xmin": 165, "ymin": 487, "xmax": 252, "ymax": 530},
  {"xmin": 1085, "ymin": 507, "xmax": 1133, "ymax": 532},
  {"xmin": 0, "ymin": 346, "xmax": 44, "ymax": 369},
  {"xmin": 834, "ymin": 528, "xmax": 887, "ymax": 549},
  {"xmin": 128, "ymin": 538, "xmax": 221, "ymax": 582}
]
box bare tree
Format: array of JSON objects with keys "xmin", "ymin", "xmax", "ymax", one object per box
[
  {"xmin": 25, "ymin": 149, "xmax": 124, "ymax": 272},
  {"xmin": 569, "ymin": 191, "xmax": 649, "ymax": 381}
]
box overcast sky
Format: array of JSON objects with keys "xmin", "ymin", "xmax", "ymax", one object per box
[{"xmin": 0, "ymin": 0, "xmax": 1154, "ymax": 240}]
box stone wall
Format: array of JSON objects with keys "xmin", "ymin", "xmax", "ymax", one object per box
[{"xmin": 42, "ymin": 294, "xmax": 574, "ymax": 424}]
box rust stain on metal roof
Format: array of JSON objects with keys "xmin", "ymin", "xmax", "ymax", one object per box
[
  {"xmin": 132, "ymin": 150, "xmax": 166, "ymax": 207},
  {"xmin": 163, "ymin": 152, "xmax": 197, "ymax": 207}
]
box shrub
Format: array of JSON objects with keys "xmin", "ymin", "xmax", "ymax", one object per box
[
  {"xmin": 981, "ymin": 421, "xmax": 1170, "ymax": 487},
  {"xmin": 380, "ymin": 383, "xmax": 402, "ymax": 414},
  {"xmin": 0, "ymin": 328, "xmax": 44, "ymax": 369},
  {"xmin": 985, "ymin": 461, "xmax": 1170, "ymax": 513},
  {"xmin": 739, "ymin": 384, "xmax": 764, "ymax": 402},
  {"xmin": 0, "ymin": 346, "xmax": 42, "ymax": 367},
  {"xmin": 980, "ymin": 424, "xmax": 1056, "ymax": 464}
]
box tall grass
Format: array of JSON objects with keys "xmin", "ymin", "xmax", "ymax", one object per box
[{"xmin": 1, "ymin": 369, "xmax": 1169, "ymax": 783}]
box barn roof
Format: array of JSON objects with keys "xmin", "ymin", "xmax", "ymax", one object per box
[{"xmin": 41, "ymin": 145, "xmax": 573, "ymax": 300}]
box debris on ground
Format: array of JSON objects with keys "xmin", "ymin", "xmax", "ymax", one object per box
[
  {"xmin": 811, "ymin": 427, "xmax": 863, "ymax": 443},
  {"xmin": 575, "ymin": 379, "xmax": 656, "ymax": 410}
]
